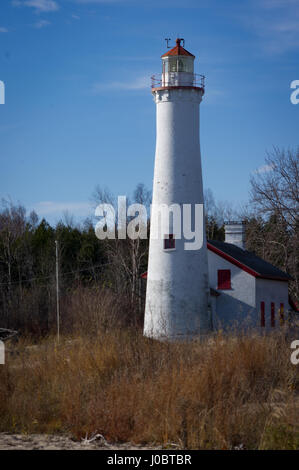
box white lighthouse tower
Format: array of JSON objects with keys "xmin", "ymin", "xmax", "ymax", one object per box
[{"xmin": 144, "ymin": 38, "xmax": 210, "ymax": 341}]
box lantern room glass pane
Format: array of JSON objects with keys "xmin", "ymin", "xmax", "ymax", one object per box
[
  {"xmin": 164, "ymin": 57, "xmax": 193, "ymax": 73},
  {"xmin": 168, "ymin": 58, "xmax": 177, "ymax": 72},
  {"xmin": 178, "ymin": 59, "xmax": 184, "ymax": 71},
  {"xmin": 181, "ymin": 58, "xmax": 193, "ymax": 72}
]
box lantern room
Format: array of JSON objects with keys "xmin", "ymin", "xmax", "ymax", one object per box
[{"xmin": 161, "ymin": 38, "xmax": 195, "ymax": 87}]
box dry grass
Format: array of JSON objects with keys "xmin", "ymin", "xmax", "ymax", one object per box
[{"xmin": 0, "ymin": 325, "xmax": 298, "ymax": 449}]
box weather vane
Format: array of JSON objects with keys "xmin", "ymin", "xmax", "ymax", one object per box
[{"xmin": 164, "ymin": 38, "xmax": 171, "ymax": 49}]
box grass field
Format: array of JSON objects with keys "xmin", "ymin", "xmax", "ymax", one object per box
[{"xmin": 0, "ymin": 325, "xmax": 298, "ymax": 449}]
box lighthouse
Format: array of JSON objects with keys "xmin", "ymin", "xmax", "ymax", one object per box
[{"xmin": 144, "ymin": 38, "xmax": 210, "ymax": 341}]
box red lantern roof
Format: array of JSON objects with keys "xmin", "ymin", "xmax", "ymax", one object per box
[{"xmin": 161, "ymin": 38, "xmax": 195, "ymax": 58}]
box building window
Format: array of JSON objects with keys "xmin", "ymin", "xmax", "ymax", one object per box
[
  {"xmin": 280, "ymin": 303, "xmax": 284, "ymax": 325},
  {"xmin": 261, "ymin": 301, "xmax": 265, "ymax": 327},
  {"xmin": 271, "ymin": 302, "xmax": 275, "ymax": 327},
  {"xmin": 217, "ymin": 269, "xmax": 231, "ymax": 289},
  {"xmin": 164, "ymin": 234, "xmax": 175, "ymax": 250}
]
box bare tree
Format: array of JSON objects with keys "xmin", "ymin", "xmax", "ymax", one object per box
[
  {"xmin": 249, "ymin": 147, "xmax": 299, "ymax": 301},
  {"xmin": 92, "ymin": 184, "xmax": 151, "ymax": 320},
  {"xmin": 250, "ymin": 147, "xmax": 299, "ymax": 230},
  {"xmin": 204, "ymin": 188, "xmax": 236, "ymax": 240},
  {"xmin": 130, "ymin": 184, "xmax": 151, "ymax": 307},
  {"xmin": 0, "ymin": 199, "xmax": 27, "ymax": 291}
]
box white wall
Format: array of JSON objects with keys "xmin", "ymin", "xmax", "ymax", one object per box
[
  {"xmin": 256, "ymin": 278, "xmax": 289, "ymax": 331},
  {"xmin": 208, "ymin": 250, "xmax": 256, "ymax": 331},
  {"xmin": 208, "ymin": 250, "xmax": 290, "ymax": 331},
  {"xmin": 144, "ymin": 87, "xmax": 210, "ymax": 340}
]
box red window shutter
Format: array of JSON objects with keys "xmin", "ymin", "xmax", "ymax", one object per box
[
  {"xmin": 271, "ymin": 302, "xmax": 275, "ymax": 327},
  {"xmin": 164, "ymin": 234, "xmax": 175, "ymax": 250},
  {"xmin": 261, "ymin": 301, "xmax": 265, "ymax": 327},
  {"xmin": 217, "ymin": 270, "xmax": 231, "ymax": 289},
  {"xmin": 280, "ymin": 303, "xmax": 284, "ymax": 325}
]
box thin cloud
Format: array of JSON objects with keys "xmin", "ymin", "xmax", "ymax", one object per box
[
  {"xmin": 73, "ymin": 0, "xmax": 209, "ymax": 5},
  {"xmin": 254, "ymin": 19, "xmax": 299, "ymax": 54},
  {"xmin": 32, "ymin": 201, "xmax": 92, "ymax": 215},
  {"xmin": 239, "ymin": 0, "xmax": 299, "ymax": 54},
  {"xmin": 34, "ymin": 19, "xmax": 51, "ymax": 28},
  {"xmin": 260, "ymin": 0, "xmax": 299, "ymax": 8},
  {"xmin": 12, "ymin": 0, "xmax": 59, "ymax": 12},
  {"xmin": 91, "ymin": 76, "xmax": 149, "ymax": 93},
  {"xmin": 0, "ymin": 27, "xmax": 8, "ymax": 33},
  {"xmin": 203, "ymin": 88, "xmax": 226, "ymax": 105},
  {"xmin": 253, "ymin": 164, "xmax": 275, "ymax": 175},
  {"xmin": 74, "ymin": 0, "xmax": 127, "ymax": 3},
  {"xmin": 271, "ymin": 20, "xmax": 299, "ymax": 33}
]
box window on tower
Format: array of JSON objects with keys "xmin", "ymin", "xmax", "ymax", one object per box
[{"xmin": 164, "ymin": 234, "xmax": 175, "ymax": 250}]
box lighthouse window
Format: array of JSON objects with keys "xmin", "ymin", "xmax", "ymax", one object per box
[
  {"xmin": 164, "ymin": 234, "xmax": 175, "ymax": 250},
  {"xmin": 165, "ymin": 57, "xmax": 193, "ymax": 74},
  {"xmin": 217, "ymin": 270, "xmax": 231, "ymax": 290},
  {"xmin": 168, "ymin": 58, "xmax": 177, "ymax": 72},
  {"xmin": 178, "ymin": 59, "xmax": 184, "ymax": 71}
]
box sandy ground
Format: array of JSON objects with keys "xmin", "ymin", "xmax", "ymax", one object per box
[{"xmin": 0, "ymin": 433, "xmax": 163, "ymax": 450}]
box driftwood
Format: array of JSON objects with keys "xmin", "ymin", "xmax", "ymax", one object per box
[{"xmin": 0, "ymin": 328, "xmax": 19, "ymax": 342}]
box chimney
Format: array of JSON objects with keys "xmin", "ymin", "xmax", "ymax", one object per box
[{"xmin": 224, "ymin": 221, "xmax": 246, "ymax": 250}]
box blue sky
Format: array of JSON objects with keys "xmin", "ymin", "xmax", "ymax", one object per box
[{"xmin": 0, "ymin": 0, "xmax": 298, "ymax": 225}]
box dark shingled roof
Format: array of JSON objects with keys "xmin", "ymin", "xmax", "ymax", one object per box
[{"xmin": 208, "ymin": 240, "xmax": 292, "ymax": 281}]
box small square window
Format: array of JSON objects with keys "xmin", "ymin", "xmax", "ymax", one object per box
[
  {"xmin": 164, "ymin": 234, "xmax": 175, "ymax": 250},
  {"xmin": 217, "ymin": 269, "xmax": 231, "ymax": 289}
]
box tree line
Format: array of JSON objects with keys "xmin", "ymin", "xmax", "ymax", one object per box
[{"xmin": 0, "ymin": 148, "xmax": 298, "ymax": 335}]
